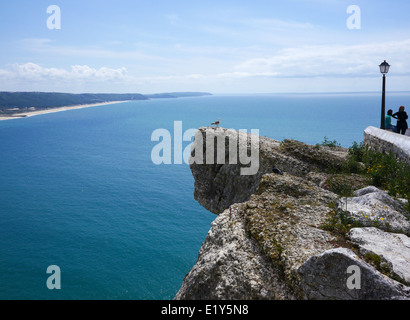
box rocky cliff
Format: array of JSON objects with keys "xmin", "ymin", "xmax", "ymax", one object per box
[{"xmin": 174, "ymin": 127, "xmax": 410, "ymax": 300}]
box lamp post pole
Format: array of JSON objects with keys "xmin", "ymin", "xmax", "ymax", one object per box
[
  {"xmin": 379, "ymin": 60, "xmax": 390, "ymax": 130},
  {"xmin": 381, "ymin": 73, "xmax": 386, "ymax": 129}
]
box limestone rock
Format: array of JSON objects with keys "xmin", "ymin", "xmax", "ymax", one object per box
[
  {"xmin": 242, "ymin": 173, "xmax": 339, "ymax": 298},
  {"xmin": 176, "ymin": 128, "xmax": 410, "ymax": 300},
  {"xmin": 337, "ymin": 186, "xmax": 410, "ymax": 235},
  {"xmin": 190, "ymin": 127, "xmax": 348, "ymax": 214},
  {"xmin": 348, "ymin": 227, "xmax": 410, "ymax": 284},
  {"xmin": 174, "ymin": 206, "xmax": 295, "ymax": 300},
  {"xmin": 299, "ymin": 247, "xmax": 410, "ymax": 300},
  {"xmin": 175, "ymin": 172, "xmax": 341, "ymax": 300}
]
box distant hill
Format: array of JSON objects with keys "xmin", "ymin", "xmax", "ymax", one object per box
[
  {"xmin": 0, "ymin": 92, "xmax": 147, "ymax": 110},
  {"xmin": 0, "ymin": 91, "xmax": 212, "ymax": 115}
]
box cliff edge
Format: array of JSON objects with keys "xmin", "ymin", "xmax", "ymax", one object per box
[{"xmin": 175, "ymin": 127, "xmax": 410, "ymax": 300}]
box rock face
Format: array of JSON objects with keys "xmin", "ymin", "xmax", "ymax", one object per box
[
  {"xmin": 175, "ymin": 127, "xmax": 410, "ymax": 300},
  {"xmin": 348, "ymin": 227, "xmax": 410, "ymax": 284},
  {"xmin": 190, "ymin": 127, "xmax": 347, "ymax": 214},
  {"xmin": 299, "ymin": 247, "xmax": 410, "ymax": 300},
  {"xmin": 337, "ymin": 186, "xmax": 410, "ymax": 235},
  {"xmin": 174, "ymin": 205, "xmax": 296, "ymax": 300}
]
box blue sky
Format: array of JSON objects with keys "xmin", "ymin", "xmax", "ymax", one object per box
[{"xmin": 0, "ymin": 0, "xmax": 410, "ymax": 93}]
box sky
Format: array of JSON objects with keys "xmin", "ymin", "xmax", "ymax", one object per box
[{"xmin": 0, "ymin": 0, "xmax": 410, "ymax": 94}]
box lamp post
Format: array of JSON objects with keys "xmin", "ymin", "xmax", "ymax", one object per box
[{"xmin": 379, "ymin": 60, "xmax": 390, "ymax": 129}]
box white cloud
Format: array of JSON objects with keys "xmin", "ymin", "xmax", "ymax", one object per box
[
  {"xmin": 234, "ymin": 39, "xmax": 410, "ymax": 78},
  {"xmin": 70, "ymin": 65, "xmax": 128, "ymax": 81},
  {"xmin": 2, "ymin": 38, "xmax": 410, "ymax": 94},
  {"xmin": 2, "ymin": 63, "xmax": 130, "ymax": 82}
]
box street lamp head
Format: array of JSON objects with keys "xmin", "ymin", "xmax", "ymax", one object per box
[{"xmin": 379, "ymin": 60, "xmax": 390, "ymax": 74}]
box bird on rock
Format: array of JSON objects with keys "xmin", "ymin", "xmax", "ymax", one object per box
[{"xmin": 211, "ymin": 118, "xmax": 220, "ymax": 127}]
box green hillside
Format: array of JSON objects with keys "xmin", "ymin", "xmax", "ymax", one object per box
[{"xmin": 0, "ymin": 91, "xmax": 212, "ymax": 115}]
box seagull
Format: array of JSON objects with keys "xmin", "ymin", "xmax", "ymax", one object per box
[{"xmin": 211, "ymin": 118, "xmax": 220, "ymax": 127}]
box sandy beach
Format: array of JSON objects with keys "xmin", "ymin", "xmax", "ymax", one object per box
[{"xmin": 0, "ymin": 100, "xmax": 129, "ymax": 121}]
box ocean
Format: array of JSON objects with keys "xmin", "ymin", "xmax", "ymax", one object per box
[{"xmin": 0, "ymin": 92, "xmax": 409, "ymax": 299}]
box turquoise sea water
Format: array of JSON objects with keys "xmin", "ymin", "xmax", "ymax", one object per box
[{"xmin": 0, "ymin": 93, "xmax": 409, "ymax": 299}]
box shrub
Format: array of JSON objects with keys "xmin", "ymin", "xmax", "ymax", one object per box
[
  {"xmin": 344, "ymin": 141, "xmax": 410, "ymax": 206},
  {"xmin": 318, "ymin": 136, "xmax": 342, "ymax": 148},
  {"xmin": 348, "ymin": 141, "xmax": 365, "ymax": 163}
]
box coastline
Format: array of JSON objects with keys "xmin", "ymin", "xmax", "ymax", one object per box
[{"xmin": 0, "ymin": 100, "xmax": 129, "ymax": 121}]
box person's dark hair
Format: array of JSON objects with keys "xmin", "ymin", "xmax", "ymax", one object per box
[{"xmin": 387, "ymin": 109, "xmax": 393, "ymax": 115}]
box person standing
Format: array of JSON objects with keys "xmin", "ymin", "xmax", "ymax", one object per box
[{"xmin": 393, "ymin": 106, "xmax": 408, "ymax": 135}]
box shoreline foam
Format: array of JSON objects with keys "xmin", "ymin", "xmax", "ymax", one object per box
[{"xmin": 0, "ymin": 100, "xmax": 129, "ymax": 121}]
